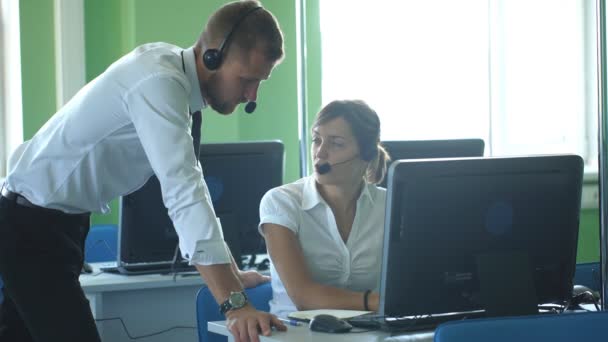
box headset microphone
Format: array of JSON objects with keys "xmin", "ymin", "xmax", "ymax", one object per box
[
  {"xmin": 316, "ymin": 163, "xmax": 331, "ymax": 175},
  {"xmin": 315, "ymin": 155, "xmax": 359, "ymax": 175},
  {"xmin": 245, "ymin": 101, "xmax": 257, "ymax": 114}
]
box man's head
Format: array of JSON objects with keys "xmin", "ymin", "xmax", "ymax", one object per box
[{"xmin": 194, "ymin": 1, "xmax": 284, "ymax": 114}]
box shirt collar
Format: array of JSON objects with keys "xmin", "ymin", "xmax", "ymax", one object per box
[
  {"xmin": 301, "ymin": 176, "xmax": 376, "ymax": 211},
  {"xmin": 302, "ymin": 176, "xmax": 324, "ymax": 210},
  {"xmin": 182, "ymin": 46, "xmax": 206, "ymax": 112}
]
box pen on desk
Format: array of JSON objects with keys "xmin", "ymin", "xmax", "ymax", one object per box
[{"xmin": 278, "ymin": 318, "xmax": 301, "ymax": 326}]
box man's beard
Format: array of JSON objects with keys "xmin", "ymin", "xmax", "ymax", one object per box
[{"xmin": 204, "ymin": 73, "xmax": 233, "ymax": 114}]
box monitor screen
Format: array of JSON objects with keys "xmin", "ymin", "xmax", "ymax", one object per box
[
  {"xmin": 379, "ymin": 155, "xmax": 583, "ymax": 318},
  {"xmin": 118, "ymin": 140, "xmax": 284, "ymax": 268},
  {"xmin": 378, "ymin": 139, "xmax": 484, "ymax": 188}
]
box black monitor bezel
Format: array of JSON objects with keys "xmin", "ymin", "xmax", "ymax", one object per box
[
  {"xmin": 379, "ymin": 155, "xmax": 583, "ymax": 318},
  {"xmin": 117, "ymin": 140, "xmax": 284, "ymax": 269},
  {"xmin": 379, "ymin": 139, "xmax": 485, "ymax": 188}
]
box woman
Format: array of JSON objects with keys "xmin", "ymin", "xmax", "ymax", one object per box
[{"xmin": 259, "ymin": 100, "xmax": 390, "ymax": 317}]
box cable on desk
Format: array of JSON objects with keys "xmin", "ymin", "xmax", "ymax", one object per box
[
  {"xmin": 350, "ymin": 328, "xmax": 380, "ymax": 333},
  {"xmin": 95, "ymin": 317, "xmax": 196, "ymax": 340},
  {"xmin": 89, "ymin": 239, "xmax": 117, "ymax": 260},
  {"xmin": 564, "ymin": 292, "xmax": 600, "ymax": 312}
]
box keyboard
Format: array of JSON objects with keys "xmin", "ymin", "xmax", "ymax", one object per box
[
  {"xmin": 100, "ymin": 253, "xmax": 270, "ymax": 275},
  {"xmin": 348, "ymin": 311, "xmax": 486, "ymax": 332},
  {"xmin": 101, "ymin": 262, "xmax": 195, "ymax": 275}
]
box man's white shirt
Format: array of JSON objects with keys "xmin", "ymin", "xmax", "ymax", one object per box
[{"xmin": 5, "ymin": 43, "xmax": 231, "ymax": 265}]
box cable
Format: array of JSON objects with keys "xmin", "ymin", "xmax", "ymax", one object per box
[
  {"xmin": 350, "ymin": 328, "xmax": 380, "ymax": 333},
  {"xmin": 171, "ymin": 242, "xmax": 181, "ymax": 282},
  {"xmin": 564, "ymin": 292, "xmax": 600, "ymax": 312},
  {"xmin": 85, "ymin": 238, "xmax": 117, "ymax": 266},
  {"xmin": 95, "ymin": 317, "xmax": 196, "ymax": 340}
]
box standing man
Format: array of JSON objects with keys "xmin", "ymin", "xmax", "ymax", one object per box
[{"xmin": 0, "ymin": 1, "xmax": 286, "ymax": 342}]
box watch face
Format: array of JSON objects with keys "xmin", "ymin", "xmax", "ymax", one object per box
[{"xmin": 229, "ymin": 292, "xmax": 246, "ymax": 308}]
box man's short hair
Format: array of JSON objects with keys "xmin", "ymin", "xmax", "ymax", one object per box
[{"xmin": 197, "ymin": 0, "xmax": 284, "ymax": 64}]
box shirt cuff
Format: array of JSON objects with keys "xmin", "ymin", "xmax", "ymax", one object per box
[{"xmin": 189, "ymin": 238, "xmax": 232, "ymax": 266}]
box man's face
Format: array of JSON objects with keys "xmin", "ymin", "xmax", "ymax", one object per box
[{"xmin": 202, "ymin": 48, "xmax": 276, "ymax": 115}]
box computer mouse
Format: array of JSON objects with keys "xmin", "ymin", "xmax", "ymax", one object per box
[
  {"xmin": 81, "ymin": 261, "xmax": 93, "ymax": 274},
  {"xmin": 256, "ymin": 258, "xmax": 270, "ymax": 271},
  {"xmin": 309, "ymin": 314, "xmax": 352, "ymax": 333}
]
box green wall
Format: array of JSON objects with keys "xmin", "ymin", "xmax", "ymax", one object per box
[
  {"xmin": 18, "ymin": 0, "xmax": 601, "ymax": 263},
  {"xmin": 20, "ymin": 0, "xmax": 57, "ymax": 139},
  {"xmin": 579, "ymin": 208, "xmax": 600, "ymax": 262}
]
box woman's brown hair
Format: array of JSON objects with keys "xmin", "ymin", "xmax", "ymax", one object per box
[{"xmin": 313, "ymin": 100, "xmax": 391, "ymax": 184}]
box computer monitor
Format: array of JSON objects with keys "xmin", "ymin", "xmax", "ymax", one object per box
[
  {"xmin": 118, "ymin": 140, "xmax": 284, "ymax": 270},
  {"xmin": 378, "ymin": 139, "xmax": 485, "ymax": 188},
  {"xmin": 379, "ymin": 155, "xmax": 583, "ymax": 319}
]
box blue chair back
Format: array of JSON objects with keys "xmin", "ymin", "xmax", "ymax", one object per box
[
  {"xmin": 574, "ymin": 262, "xmax": 601, "ymax": 291},
  {"xmin": 84, "ymin": 224, "xmax": 118, "ymax": 263},
  {"xmin": 196, "ymin": 282, "xmax": 272, "ymax": 342},
  {"xmin": 434, "ymin": 311, "xmax": 608, "ymax": 342}
]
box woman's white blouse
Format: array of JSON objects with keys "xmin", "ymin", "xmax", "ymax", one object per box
[{"xmin": 259, "ymin": 176, "xmax": 386, "ymax": 317}]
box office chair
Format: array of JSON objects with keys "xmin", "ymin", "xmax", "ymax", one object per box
[
  {"xmin": 574, "ymin": 262, "xmax": 601, "ymax": 291},
  {"xmin": 196, "ymin": 282, "xmax": 272, "ymax": 342},
  {"xmin": 434, "ymin": 311, "xmax": 608, "ymax": 342},
  {"xmin": 84, "ymin": 224, "xmax": 118, "ymax": 263}
]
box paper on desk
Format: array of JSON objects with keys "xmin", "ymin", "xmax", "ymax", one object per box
[{"xmin": 288, "ymin": 309, "xmax": 372, "ymax": 322}]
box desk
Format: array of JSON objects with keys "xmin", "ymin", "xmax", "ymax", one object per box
[
  {"xmin": 208, "ymin": 321, "xmax": 434, "ymax": 342},
  {"xmin": 81, "ymin": 262, "xmax": 204, "ymax": 342}
]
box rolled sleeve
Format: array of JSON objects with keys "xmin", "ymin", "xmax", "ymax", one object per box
[
  {"xmin": 258, "ymin": 188, "xmax": 300, "ymax": 236},
  {"xmin": 174, "ymin": 202, "xmax": 232, "ymax": 265},
  {"xmin": 125, "ymin": 74, "xmax": 230, "ymax": 265},
  {"xmin": 189, "ymin": 238, "xmax": 232, "ymax": 265}
]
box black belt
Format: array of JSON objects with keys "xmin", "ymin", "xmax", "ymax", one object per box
[{"xmin": 1, "ymin": 187, "xmax": 39, "ymax": 209}]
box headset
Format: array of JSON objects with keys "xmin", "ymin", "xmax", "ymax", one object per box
[
  {"xmin": 315, "ymin": 145, "xmax": 378, "ymax": 175},
  {"xmin": 203, "ymin": 6, "xmax": 263, "ymax": 71}
]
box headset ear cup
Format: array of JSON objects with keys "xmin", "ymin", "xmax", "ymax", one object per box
[{"xmin": 203, "ymin": 49, "xmax": 222, "ymax": 70}]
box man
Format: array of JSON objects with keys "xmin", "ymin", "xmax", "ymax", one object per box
[{"xmin": 0, "ymin": 1, "xmax": 286, "ymax": 341}]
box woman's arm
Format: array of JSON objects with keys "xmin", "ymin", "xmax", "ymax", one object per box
[{"xmin": 263, "ymin": 223, "xmax": 379, "ymax": 311}]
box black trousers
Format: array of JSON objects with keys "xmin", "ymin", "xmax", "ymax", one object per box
[{"xmin": 0, "ymin": 195, "xmax": 101, "ymax": 342}]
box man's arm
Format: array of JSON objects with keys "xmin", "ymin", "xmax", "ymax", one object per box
[
  {"xmin": 225, "ymin": 244, "xmax": 271, "ymax": 288},
  {"xmin": 195, "ymin": 263, "xmax": 286, "ymax": 342},
  {"xmin": 124, "ymin": 69, "xmax": 282, "ymax": 342}
]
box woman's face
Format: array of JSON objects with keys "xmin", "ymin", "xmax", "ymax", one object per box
[{"xmin": 311, "ymin": 116, "xmax": 367, "ymax": 185}]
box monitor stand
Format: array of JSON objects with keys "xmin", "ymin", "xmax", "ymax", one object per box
[{"xmin": 476, "ymin": 251, "xmax": 539, "ymax": 317}]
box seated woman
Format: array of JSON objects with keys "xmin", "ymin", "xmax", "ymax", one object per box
[{"xmin": 259, "ymin": 100, "xmax": 390, "ymax": 317}]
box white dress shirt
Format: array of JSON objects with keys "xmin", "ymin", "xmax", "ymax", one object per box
[
  {"xmin": 259, "ymin": 176, "xmax": 386, "ymax": 317},
  {"xmin": 5, "ymin": 43, "xmax": 231, "ymax": 265}
]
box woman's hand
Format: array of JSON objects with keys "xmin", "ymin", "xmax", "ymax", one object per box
[{"xmin": 239, "ymin": 269, "xmax": 270, "ymax": 288}]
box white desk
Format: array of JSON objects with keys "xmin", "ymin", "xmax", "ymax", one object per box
[
  {"xmin": 80, "ymin": 262, "xmax": 204, "ymax": 342},
  {"xmin": 208, "ymin": 321, "xmax": 434, "ymax": 342}
]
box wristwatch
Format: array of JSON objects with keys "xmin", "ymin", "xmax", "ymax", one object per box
[{"xmin": 220, "ymin": 291, "xmax": 249, "ymax": 315}]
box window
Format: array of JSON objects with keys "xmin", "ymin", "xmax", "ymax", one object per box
[
  {"xmin": 320, "ymin": 0, "xmax": 597, "ymax": 168},
  {"xmin": 0, "ymin": 0, "xmax": 23, "ymax": 178}
]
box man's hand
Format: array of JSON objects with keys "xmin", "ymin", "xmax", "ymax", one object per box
[
  {"xmin": 225, "ymin": 305, "xmax": 287, "ymax": 342},
  {"xmin": 239, "ymin": 269, "xmax": 270, "ymax": 288}
]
